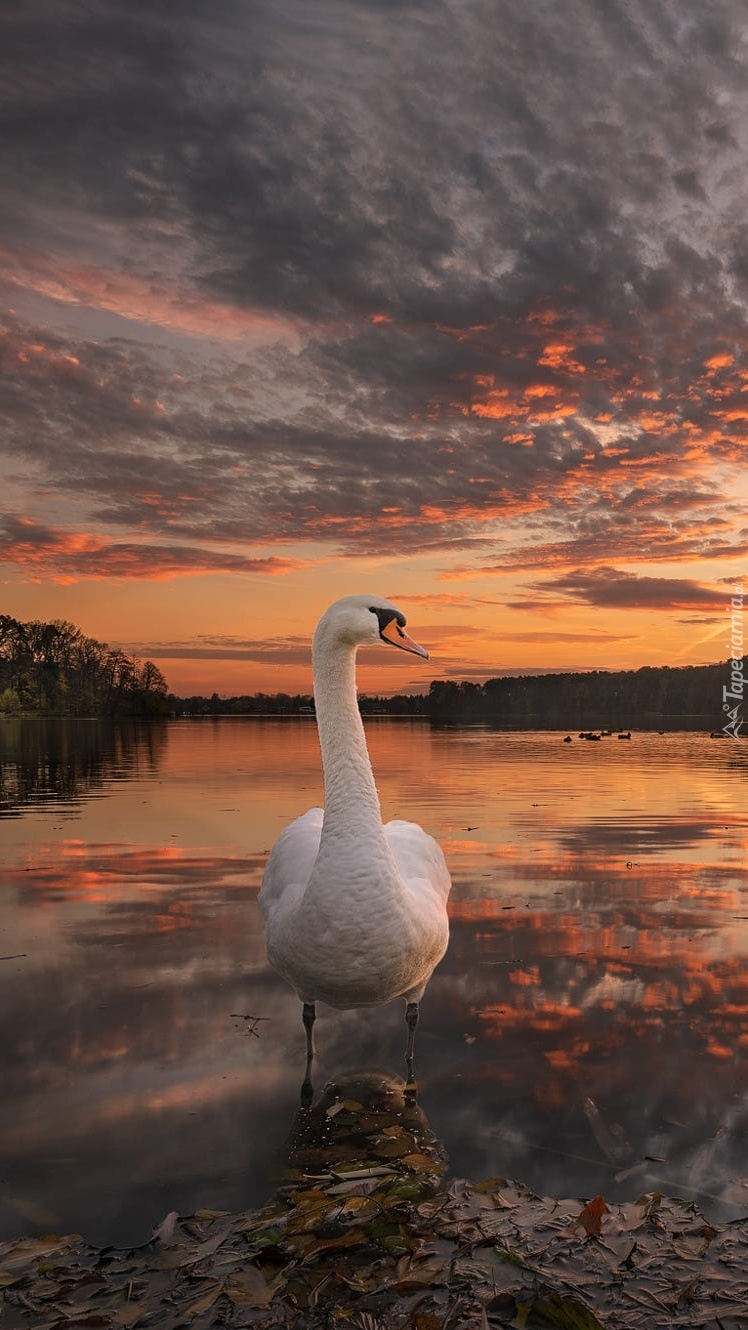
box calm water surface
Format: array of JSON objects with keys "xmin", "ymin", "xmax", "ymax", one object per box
[{"xmin": 1, "ymin": 716, "xmax": 747, "ymax": 1245}]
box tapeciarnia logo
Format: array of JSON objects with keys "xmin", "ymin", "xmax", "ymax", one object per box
[{"xmin": 722, "ymin": 583, "xmax": 745, "ymax": 739}]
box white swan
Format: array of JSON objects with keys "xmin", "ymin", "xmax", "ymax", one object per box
[{"xmin": 259, "ymin": 594, "xmax": 451, "ymax": 1085}]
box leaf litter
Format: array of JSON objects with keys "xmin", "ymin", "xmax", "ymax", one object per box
[{"xmin": 2, "ymin": 1071, "xmax": 748, "ymax": 1329}]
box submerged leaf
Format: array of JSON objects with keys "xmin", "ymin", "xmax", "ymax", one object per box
[
  {"xmin": 452, "ymin": 1241, "xmax": 530, "ymax": 1289},
  {"xmin": 472, "ymin": 1177, "xmax": 509, "ymax": 1195},
  {"xmin": 2, "ymin": 1197, "xmax": 61, "ymax": 1229},
  {"xmin": 671, "ymin": 1225, "xmax": 718, "ymax": 1260},
  {"xmin": 225, "ymin": 1264, "xmax": 274, "ymax": 1307},
  {"xmin": 523, "ymin": 1287, "xmax": 606, "ymax": 1328}
]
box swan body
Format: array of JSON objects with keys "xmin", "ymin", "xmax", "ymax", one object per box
[{"xmin": 259, "ymin": 595, "xmax": 451, "ymax": 1074}]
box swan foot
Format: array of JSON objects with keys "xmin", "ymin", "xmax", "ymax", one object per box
[
  {"xmin": 300, "ymin": 1002, "xmax": 316, "ymax": 1105},
  {"xmin": 405, "ymin": 1000, "xmax": 419, "ymax": 1086}
]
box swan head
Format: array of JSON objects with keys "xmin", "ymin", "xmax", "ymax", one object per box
[{"xmin": 314, "ymin": 594, "xmax": 429, "ymax": 659}]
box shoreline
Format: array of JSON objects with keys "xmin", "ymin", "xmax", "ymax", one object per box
[
  {"xmin": 2, "ymin": 1176, "xmax": 746, "ymax": 1329},
  {"xmin": 3, "ymin": 1073, "xmax": 748, "ymax": 1328}
]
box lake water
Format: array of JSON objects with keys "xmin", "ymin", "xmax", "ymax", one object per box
[{"xmin": 1, "ymin": 716, "xmax": 747, "ymax": 1246}]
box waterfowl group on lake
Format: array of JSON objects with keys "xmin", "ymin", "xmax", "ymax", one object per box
[{"xmin": 564, "ymin": 728, "xmax": 633, "ymax": 741}]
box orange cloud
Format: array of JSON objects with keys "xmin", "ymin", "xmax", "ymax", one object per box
[
  {"xmin": 704, "ymin": 352, "xmax": 735, "ymax": 371},
  {"xmin": 537, "ymin": 340, "xmax": 586, "ymax": 374},
  {"xmin": 466, "ymin": 373, "xmax": 581, "ymax": 423},
  {"xmin": 0, "ymin": 244, "xmax": 303, "ymax": 342},
  {"xmin": 0, "ymin": 515, "xmax": 305, "ymax": 583}
]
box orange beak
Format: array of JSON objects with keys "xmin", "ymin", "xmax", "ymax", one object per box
[{"xmin": 379, "ymin": 617, "xmax": 429, "ymax": 659}]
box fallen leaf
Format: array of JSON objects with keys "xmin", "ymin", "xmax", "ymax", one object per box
[
  {"xmin": 225, "ymin": 1263, "xmax": 274, "ymax": 1307},
  {"xmin": 523, "ymin": 1286, "xmax": 606, "ymax": 1328},
  {"xmin": 635, "ymin": 1191, "xmax": 662, "ymax": 1217},
  {"xmin": 395, "ymin": 1253, "xmax": 450, "ymax": 1291},
  {"xmin": 384, "ymin": 1177, "xmax": 428, "ymax": 1202},
  {"xmin": 672, "ymin": 1224, "xmax": 718, "ymax": 1260},
  {"xmin": 453, "ymin": 1241, "xmax": 532, "ymax": 1290},
  {"xmin": 401, "ymin": 1153, "xmax": 440, "ymax": 1172},
  {"xmin": 375, "ymin": 1138, "xmax": 412, "ymax": 1159},
  {"xmin": 472, "ymin": 1177, "xmax": 508, "ymax": 1195},
  {"xmin": 184, "ymin": 1279, "xmax": 224, "ymax": 1318},
  {"xmin": 297, "ymin": 1227, "xmax": 368, "ymax": 1259},
  {"xmin": 568, "ymin": 1196, "xmax": 609, "ymax": 1238},
  {"xmin": 412, "ymin": 1313, "xmax": 443, "ymax": 1330},
  {"xmin": 0, "ymin": 1234, "xmax": 77, "ymax": 1278}
]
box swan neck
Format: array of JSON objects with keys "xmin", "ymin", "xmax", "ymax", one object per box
[{"xmin": 313, "ymin": 637, "xmax": 382, "ymax": 830}]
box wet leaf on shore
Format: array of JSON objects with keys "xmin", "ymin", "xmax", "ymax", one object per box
[
  {"xmin": 488, "ymin": 1285, "xmax": 606, "ymax": 1328},
  {"xmin": 568, "ymin": 1195, "xmax": 609, "ymax": 1238},
  {"xmin": 223, "ymin": 1265, "xmax": 277, "ymax": 1306}
]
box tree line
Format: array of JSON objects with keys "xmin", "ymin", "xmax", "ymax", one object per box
[
  {"xmin": 0, "ymin": 615, "xmax": 169, "ymax": 717},
  {"xmin": 171, "ymin": 691, "xmax": 427, "ymax": 717},
  {"xmin": 172, "ymin": 661, "xmax": 729, "ymax": 730},
  {"xmin": 428, "ymin": 663, "xmax": 728, "ymax": 728}
]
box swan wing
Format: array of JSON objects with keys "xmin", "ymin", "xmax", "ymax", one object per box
[
  {"xmin": 259, "ymin": 807, "xmax": 323, "ymax": 923},
  {"xmin": 384, "ymin": 818, "xmax": 451, "ymax": 904},
  {"xmin": 383, "ymin": 818, "xmax": 451, "ymax": 998}
]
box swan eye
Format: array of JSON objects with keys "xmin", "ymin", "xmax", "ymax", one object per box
[{"xmin": 371, "ymin": 606, "xmax": 406, "ymax": 638}]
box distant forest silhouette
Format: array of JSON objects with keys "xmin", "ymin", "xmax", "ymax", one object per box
[
  {"xmin": 173, "ymin": 661, "xmax": 729, "ymax": 732},
  {"xmin": 1, "ymin": 614, "xmax": 732, "ymax": 730}
]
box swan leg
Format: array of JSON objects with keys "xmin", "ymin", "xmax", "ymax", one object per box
[
  {"xmin": 405, "ymin": 1000, "xmax": 419, "ymax": 1085},
  {"xmin": 302, "ymin": 1002, "xmax": 316, "ymax": 1059},
  {"xmin": 300, "ymin": 1002, "xmax": 316, "ymax": 1106}
]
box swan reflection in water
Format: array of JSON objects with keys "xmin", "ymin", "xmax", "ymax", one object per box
[
  {"xmin": 278, "ymin": 1071, "xmax": 447, "ymax": 1202},
  {"xmin": 260, "ymin": 596, "xmax": 451, "ymax": 1098}
]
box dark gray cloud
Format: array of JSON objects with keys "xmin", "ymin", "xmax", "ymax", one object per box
[
  {"xmin": 1, "ymin": 0, "xmax": 747, "ymax": 574},
  {"xmin": 3, "ymin": 0, "xmax": 746, "ymax": 319},
  {"xmin": 129, "ymin": 637, "xmax": 314, "ymax": 667},
  {"xmin": 511, "ymin": 566, "xmax": 728, "ymax": 611}
]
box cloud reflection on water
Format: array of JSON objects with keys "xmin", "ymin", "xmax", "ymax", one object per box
[{"xmin": 0, "ymin": 720, "xmax": 747, "ymax": 1244}]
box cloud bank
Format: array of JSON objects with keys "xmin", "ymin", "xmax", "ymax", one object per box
[{"xmin": 0, "ymin": 0, "xmax": 746, "ymax": 645}]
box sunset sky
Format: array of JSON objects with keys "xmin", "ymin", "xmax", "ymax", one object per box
[{"xmin": 1, "ymin": 0, "xmax": 747, "ymax": 696}]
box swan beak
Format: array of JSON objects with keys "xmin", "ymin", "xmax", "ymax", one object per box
[{"xmin": 380, "ymin": 617, "xmax": 429, "ymax": 659}]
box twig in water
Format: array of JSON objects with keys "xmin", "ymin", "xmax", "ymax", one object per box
[{"xmin": 231, "ymin": 1013, "xmax": 270, "ymax": 1038}]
